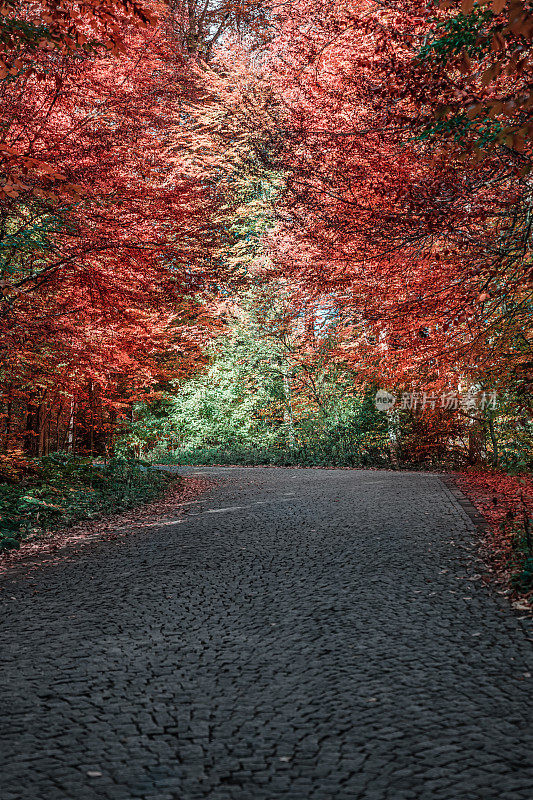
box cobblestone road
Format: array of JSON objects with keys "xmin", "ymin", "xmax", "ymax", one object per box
[{"xmin": 1, "ymin": 468, "xmax": 532, "ymax": 800}]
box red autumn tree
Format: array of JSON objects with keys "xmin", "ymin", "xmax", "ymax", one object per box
[
  {"xmin": 256, "ymin": 0, "xmax": 531, "ymax": 412},
  {"xmin": 0, "ymin": 2, "xmax": 231, "ymax": 455}
]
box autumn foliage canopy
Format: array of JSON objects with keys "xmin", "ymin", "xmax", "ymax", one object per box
[{"xmin": 0, "ymin": 0, "xmax": 531, "ymax": 463}]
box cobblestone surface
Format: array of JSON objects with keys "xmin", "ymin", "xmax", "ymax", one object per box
[{"xmin": 1, "ymin": 468, "xmax": 532, "ymax": 800}]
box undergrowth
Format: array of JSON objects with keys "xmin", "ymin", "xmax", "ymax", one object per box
[
  {"xmin": 0, "ymin": 454, "xmax": 177, "ymax": 552},
  {"xmin": 151, "ymin": 442, "xmax": 392, "ymax": 468},
  {"xmin": 510, "ymin": 531, "xmax": 533, "ymax": 596}
]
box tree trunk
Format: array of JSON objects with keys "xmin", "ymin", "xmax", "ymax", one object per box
[
  {"xmin": 66, "ymin": 396, "xmax": 76, "ymax": 454},
  {"xmin": 37, "ymin": 399, "xmax": 50, "ymax": 457},
  {"xmin": 3, "ymin": 383, "xmax": 12, "ymax": 450},
  {"xmin": 387, "ymin": 408, "xmax": 400, "ymax": 469},
  {"xmin": 282, "ymin": 366, "xmax": 295, "ymax": 449},
  {"xmin": 89, "ymin": 383, "xmax": 95, "ymax": 456},
  {"xmin": 487, "ymin": 411, "xmax": 499, "ymax": 469},
  {"xmin": 24, "ymin": 403, "xmax": 38, "ymax": 455},
  {"xmin": 55, "ymin": 399, "xmax": 64, "ymax": 452},
  {"xmin": 467, "ymin": 421, "xmax": 484, "ymax": 465}
]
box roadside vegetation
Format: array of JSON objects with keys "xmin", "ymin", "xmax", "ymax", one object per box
[{"xmin": 0, "ymin": 454, "xmax": 176, "ymax": 552}]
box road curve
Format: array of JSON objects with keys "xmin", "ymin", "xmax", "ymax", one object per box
[{"xmin": 1, "ymin": 468, "xmax": 532, "ymax": 800}]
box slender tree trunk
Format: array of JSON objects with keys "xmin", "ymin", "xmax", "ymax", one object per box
[
  {"xmin": 387, "ymin": 408, "xmax": 400, "ymax": 469},
  {"xmin": 106, "ymin": 405, "xmax": 117, "ymax": 461},
  {"xmin": 38, "ymin": 398, "xmax": 49, "ymax": 457},
  {"xmin": 66, "ymin": 396, "xmax": 76, "ymax": 454},
  {"xmin": 487, "ymin": 411, "xmax": 499, "ymax": 469},
  {"xmin": 282, "ymin": 366, "xmax": 295, "ymax": 449},
  {"xmin": 89, "ymin": 383, "xmax": 95, "ymax": 456},
  {"xmin": 467, "ymin": 420, "xmax": 483, "ymax": 465},
  {"xmin": 55, "ymin": 399, "xmax": 64, "ymax": 452},
  {"xmin": 24, "ymin": 402, "xmax": 38, "ymax": 455},
  {"xmin": 3, "ymin": 383, "xmax": 12, "ymax": 450}
]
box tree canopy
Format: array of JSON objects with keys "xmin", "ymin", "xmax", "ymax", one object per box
[{"xmin": 0, "ymin": 0, "xmax": 530, "ymax": 471}]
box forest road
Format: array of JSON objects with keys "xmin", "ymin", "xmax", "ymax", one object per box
[{"xmin": 1, "ymin": 467, "xmax": 532, "ymax": 800}]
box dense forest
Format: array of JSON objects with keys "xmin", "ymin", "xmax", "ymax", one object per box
[{"xmin": 0, "ymin": 1, "xmax": 531, "ymax": 578}]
